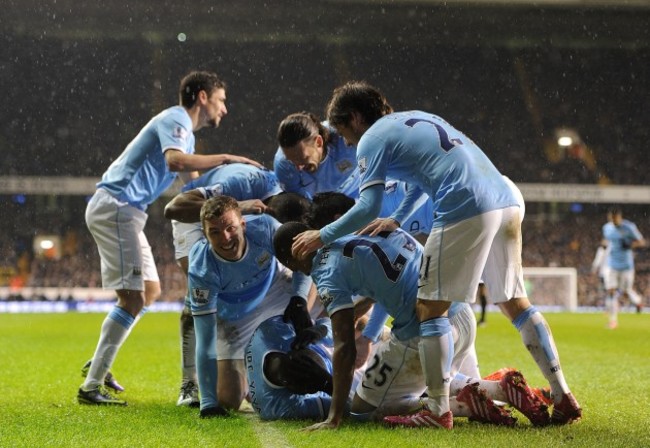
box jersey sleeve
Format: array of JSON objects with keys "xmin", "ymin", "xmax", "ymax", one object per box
[{"xmin": 158, "ymin": 109, "xmax": 194, "ymax": 154}]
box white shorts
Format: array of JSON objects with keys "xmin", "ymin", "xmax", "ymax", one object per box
[
  {"xmin": 216, "ymin": 264, "xmax": 295, "ymax": 360},
  {"xmin": 604, "ymin": 268, "xmax": 634, "ymax": 291},
  {"xmin": 356, "ymin": 303, "xmax": 477, "ymax": 408},
  {"xmin": 172, "ymin": 220, "xmax": 204, "ymax": 260},
  {"xmin": 418, "ymin": 207, "xmax": 526, "ymax": 304},
  {"xmin": 85, "ymin": 189, "xmax": 159, "ymax": 291}
]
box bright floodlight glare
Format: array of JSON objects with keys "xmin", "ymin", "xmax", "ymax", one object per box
[
  {"xmin": 177, "ymin": 33, "xmax": 187, "ymax": 42},
  {"xmin": 40, "ymin": 239, "xmax": 55, "ymax": 250},
  {"xmin": 558, "ymin": 136, "xmax": 573, "ymax": 147}
]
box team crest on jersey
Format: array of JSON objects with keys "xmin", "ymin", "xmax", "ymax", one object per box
[
  {"xmin": 173, "ymin": 126, "xmax": 188, "ymax": 141},
  {"xmin": 318, "ymin": 288, "xmax": 333, "ymax": 308},
  {"xmin": 192, "ymin": 287, "xmax": 209, "ymax": 305},
  {"xmin": 358, "ymin": 157, "xmax": 367, "ymax": 174},
  {"xmin": 336, "ymin": 159, "xmax": 353, "ymax": 173},
  {"xmin": 205, "ymin": 184, "xmax": 224, "ymax": 198},
  {"xmin": 257, "ymin": 251, "xmax": 271, "ymax": 268}
]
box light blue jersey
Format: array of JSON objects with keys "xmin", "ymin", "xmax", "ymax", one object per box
[
  {"xmin": 182, "ymin": 163, "xmax": 282, "ymax": 200},
  {"xmin": 245, "ymin": 316, "xmax": 333, "ymax": 420},
  {"xmin": 188, "ymin": 214, "xmax": 282, "ymax": 320},
  {"xmin": 603, "ymin": 220, "xmax": 643, "ymax": 271},
  {"xmin": 358, "ymin": 111, "xmax": 517, "ymax": 224},
  {"xmin": 321, "ymin": 111, "xmax": 518, "ymax": 244},
  {"xmin": 312, "ymin": 229, "xmax": 422, "ymax": 341},
  {"xmin": 273, "ymin": 123, "xmax": 357, "ymax": 200},
  {"xmin": 381, "ymin": 180, "xmax": 434, "ymax": 237},
  {"xmin": 97, "ymin": 106, "xmax": 195, "ymax": 210}
]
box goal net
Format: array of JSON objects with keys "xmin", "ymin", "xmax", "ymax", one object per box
[{"xmin": 523, "ymin": 267, "xmax": 578, "ymax": 312}]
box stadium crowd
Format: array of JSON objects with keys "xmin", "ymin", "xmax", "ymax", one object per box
[{"xmin": 0, "ymin": 202, "xmax": 647, "ymax": 308}]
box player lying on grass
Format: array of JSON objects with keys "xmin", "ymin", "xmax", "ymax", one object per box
[{"xmin": 273, "ymin": 221, "xmax": 550, "ymax": 430}]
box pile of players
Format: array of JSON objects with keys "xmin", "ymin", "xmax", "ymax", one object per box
[{"xmin": 77, "ymin": 70, "xmax": 582, "ymax": 430}]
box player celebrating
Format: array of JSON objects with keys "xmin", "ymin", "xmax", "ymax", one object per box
[
  {"xmin": 291, "ymin": 81, "xmax": 581, "ymax": 428},
  {"xmin": 164, "ymin": 163, "xmax": 310, "ymax": 407},
  {"xmin": 274, "ymin": 112, "xmax": 357, "ymax": 200},
  {"xmin": 78, "ymin": 71, "xmax": 261, "ymax": 406}
]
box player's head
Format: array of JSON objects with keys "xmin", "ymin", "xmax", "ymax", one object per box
[
  {"xmin": 264, "ymin": 348, "xmax": 333, "ymax": 395},
  {"xmin": 277, "ymin": 112, "xmax": 330, "ymax": 173},
  {"xmin": 306, "ymin": 191, "xmax": 355, "ymax": 229},
  {"xmin": 273, "ymin": 221, "xmax": 312, "ymax": 272},
  {"xmin": 608, "ymin": 206, "xmax": 623, "ymax": 226},
  {"xmin": 200, "ymin": 195, "xmax": 246, "ymax": 261},
  {"xmin": 265, "ymin": 192, "xmax": 311, "ymax": 224},
  {"xmin": 179, "ymin": 71, "xmax": 228, "ymax": 128},
  {"xmin": 326, "ymin": 81, "xmax": 393, "ymax": 145}
]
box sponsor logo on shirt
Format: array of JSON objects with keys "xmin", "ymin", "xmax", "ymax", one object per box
[{"xmin": 192, "ymin": 287, "xmax": 209, "ymax": 305}]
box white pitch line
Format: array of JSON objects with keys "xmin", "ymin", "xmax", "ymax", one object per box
[{"xmin": 243, "ymin": 413, "xmax": 294, "ymax": 448}]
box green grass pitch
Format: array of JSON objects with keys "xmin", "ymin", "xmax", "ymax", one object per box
[{"xmin": 1, "ymin": 311, "xmax": 648, "ymax": 447}]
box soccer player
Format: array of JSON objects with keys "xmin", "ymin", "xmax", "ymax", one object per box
[
  {"xmin": 600, "ymin": 207, "xmax": 646, "ymax": 328},
  {"xmin": 164, "ymin": 163, "xmax": 311, "ymax": 407},
  {"xmin": 78, "ymin": 71, "xmax": 262, "ymax": 406},
  {"xmin": 274, "ymin": 112, "xmax": 357, "ymax": 200},
  {"xmin": 274, "ymin": 222, "xmax": 548, "ymax": 429},
  {"xmin": 188, "ymin": 196, "xmax": 313, "ymax": 417},
  {"xmin": 291, "ymin": 81, "xmax": 581, "ymax": 428}
]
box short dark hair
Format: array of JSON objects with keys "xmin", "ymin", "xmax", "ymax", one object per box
[
  {"xmin": 200, "ymin": 195, "xmax": 240, "ymax": 228},
  {"xmin": 273, "ymin": 221, "xmax": 310, "ymax": 267},
  {"xmin": 265, "ymin": 192, "xmax": 311, "ymax": 224},
  {"xmin": 277, "ymin": 112, "xmax": 331, "ymax": 148},
  {"xmin": 326, "ymin": 81, "xmax": 393, "ymax": 128},
  {"xmin": 264, "ymin": 349, "xmax": 333, "ymax": 395},
  {"xmin": 306, "ymin": 191, "xmax": 355, "ymax": 229},
  {"xmin": 179, "ymin": 71, "xmax": 226, "ymax": 108}
]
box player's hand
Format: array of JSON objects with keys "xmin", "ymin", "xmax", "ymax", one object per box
[
  {"xmin": 238, "ymin": 199, "xmax": 267, "ymax": 215},
  {"xmin": 356, "ymin": 217, "xmax": 399, "ymax": 237},
  {"xmin": 227, "ymin": 155, "xmax": 264, "ymax": 169},
  {"xmin": 283, "ymin": 296, "xmax": 313, "ymax": 333},
  {"xmin": 292, "ymin": 230, "xmax": 324, "ymax": 259},
  {"xmin": 302, "ymin": 419, "xmax": 340, "ymax": 432},
  {"xmin": 292, "ymin": 324, "xmax": 328, "ymax": 350}
]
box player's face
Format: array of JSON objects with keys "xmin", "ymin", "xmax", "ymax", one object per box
[
  {"xmin": 282, "ymin": 135, "xmax": 323, "ymax": 173},
  {"xmin": 335, "ymin": 113, "xmax": 367, "ymax": 146},
  {"xmin": 203, "ymin": 210, "xmax": 246, "ymax": 261},
  {"xmin": 203, "ymin": 88, "xmax": 228, "ymax": 128}
]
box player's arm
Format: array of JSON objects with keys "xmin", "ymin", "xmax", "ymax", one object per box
[
  {"xmin": 389, "ymin": 184, "xmax": 426, "ymax": 227},
  {"xmin": 164, "ymin": 189, "xmax": 206, "ymax": 222},
  {"xmin": 165, "ymin": 148, "xmax": 263, "ymax": 172},
  {"xmin": 294, "ymin": 184, "xmax": 384, "ymax": 259},
  {"xmin": 304, "ymin": 307, "xmax": 356, "ymax": 431},
  {"xmin": 194, "ymin": 312, "xmax": 219, "ymax": 412}
]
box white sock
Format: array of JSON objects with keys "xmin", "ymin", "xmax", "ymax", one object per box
[
  {"xmin": 419, "ymin": 319, "xmax": 454, "ymax": 416},
  {"xmin": 516, "ymin": 308, "xmax": 570, "ymax": 401},
  {"xmin": 82, "ymin": 307, "xmax": 134, "ymax": 390}
]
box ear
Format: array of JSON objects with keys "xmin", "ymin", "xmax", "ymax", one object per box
[
  {"xmin": 314, "ymin": 134, "xmax": 324, "ymax": 148},
  {"xmin": 198, "ymin": 89, "xmax": 209, "ymax": 104}
]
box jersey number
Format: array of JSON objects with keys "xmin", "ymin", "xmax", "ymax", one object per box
[
  {"xmin": 343, "ymin": 239, "xmax": 406, "ymax": 282},
  {"xmin": 404, "ymin": 118, "xmax": 462, "ymax": 152},
  {"xmin": 364, "ymin": 354, "xmax": 394, "ymax": 387}
]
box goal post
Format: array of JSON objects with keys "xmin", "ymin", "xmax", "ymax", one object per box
[{"xmin": 523, "ymin": 267, "xmax": 578, "ymax": 312}]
